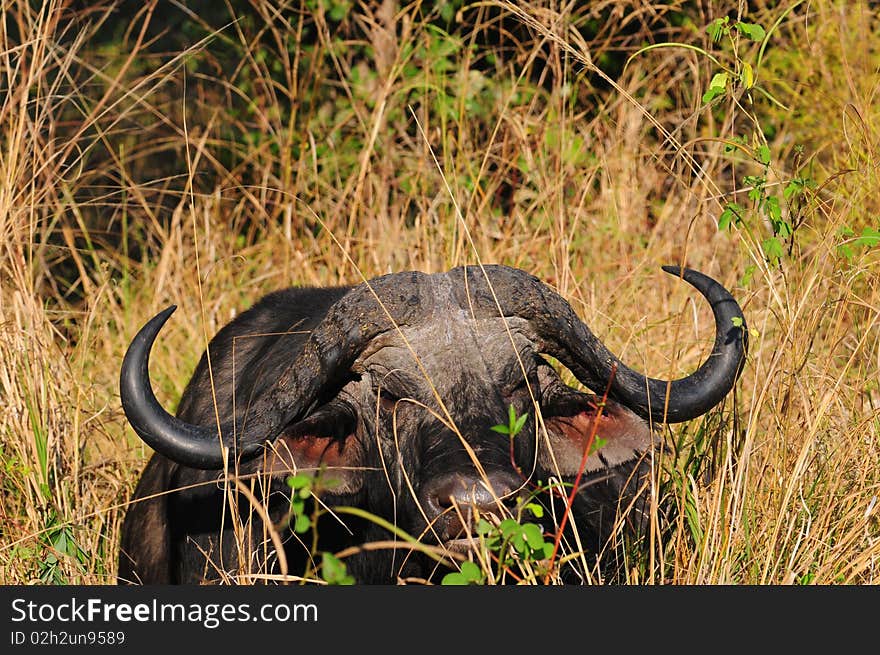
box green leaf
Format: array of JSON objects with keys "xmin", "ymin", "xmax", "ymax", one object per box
[
  {"xmin": 855, "ymin": 227, "xmax": 880, "ymax": 248},
  {"xmin": 706, "ymin": 17, "xmax": 729, "ymax": 42},
  {"xmin": 746, "ymin": 176, "xmax": 766, "ymax": 203},
  {"xmin": 328, "ymin": 0, "xmax": 350, "ymax": 22},
  {"xmin": 724, "ymin": 134, "xmax": 748, "ymax": 153},
  {"xmin": 294, "ymin": 514, "xmax": 311, "ymax": 533},
  {"xmin": 287, "ymin": 474, "xmax": 311, "ymax": 490},
  {"xmin": 524, "ymin": 502, "xmax": 544, "ymax": 519},
  {"xmin": 512, "ymin": 412, "xmax": 528, "ymax": 436},
  {"xmin": 459, "ymin": 560, "xmax": 483, "ymax": 582},
  {"xmin": 490, "ymin": 425, "xmax": 510, "ymax": 435},
  {"xmin": 321, "ymin": 552, "xmax": 355, "ymax": 585},
  {"xmin": 837, "ymin": 243, "xmax": 855, "ymax": 261},
  {"xmin": 736, "ymin": 22, "xmax": 766, "ymax": 42},
  {"xmin": 731, "ymin": 316, "xmax": 744, "ymax": 328},
  {"xmin": 702, "ymin": 87, "xmax": 722, "ymax": 103},
  {"xmin": 702, "ymin": 72, "xmax": 729, "ymax": 103},
  {"xmin": 442, "ymin": 572, "xmax": 469, "ymax": 585},
  {"xmin": 756, "ymin": 144, "xmax": 771, "ymax": 165},
  {"xmin": 476, "ymin": 519, "xmax": 494, "ymax": 536},
  {"xmin": 440, "ymin": 561, "xmax": 483, "ymax": 585},
  {"xmin": 764, "ymin": 196, "xmax": 783, "ymax": 225},
  {"xmin": 499, "ymin": 518, "xmax": 520, "ymax": 538},
  {"xmin": 718, "ymin": 202, "xmax": 744, "ymax": 231},
  {"xmin": 837, "ymin": 228, "xmax": 855, "ymax": 254},
  {"xmin": 589, "ymin": 435, "xmax": 608, "ymax": 454},
  {"xmin": 762, "ymin": 236, "xmax": 785, "ymax": 263},
  {"xmin": 709, "ymin": 72, "xmax": 729, "ymax": 91},
  {"xmin": 522, "ymin": 523, "xmax": 545, "ymax": 550},
  {"xmin": 783, "ymin": 175, "xmax": 815, "ymax": 200}
]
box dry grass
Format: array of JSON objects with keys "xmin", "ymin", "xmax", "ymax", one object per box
[{"xmin": 1, "ymin": 0, "xmax": 877, "ymax": 584}]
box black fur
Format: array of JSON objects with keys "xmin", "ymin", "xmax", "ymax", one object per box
[{"xmin": 118, "ymin": 284, "xmax": 652, "ymax": 585}]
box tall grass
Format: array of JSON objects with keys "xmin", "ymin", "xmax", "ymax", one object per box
[{"xmin": 0, "ymin": 0, "xmax": 877, "ymax": 584}]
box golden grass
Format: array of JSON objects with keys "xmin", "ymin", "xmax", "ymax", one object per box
[{"xmin": 0, "ymin": 0, "xmax": 877, "ymax": 584}]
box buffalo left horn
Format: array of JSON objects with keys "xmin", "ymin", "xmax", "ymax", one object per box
[{"xmin": 120, "ymin": 273, "xmax": 436, "ymax": 469}]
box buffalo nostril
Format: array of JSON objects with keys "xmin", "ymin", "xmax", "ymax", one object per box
[
  {"xmin": 427, "ymin": 471, "xmax": 521, "ymax": 514},
  {"xmin": 420, "ymin": 471, "xmax": 522, "ymax": 545}
]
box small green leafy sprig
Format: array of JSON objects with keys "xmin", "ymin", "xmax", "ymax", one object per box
[
  {"xmin": 441, "ymin": 505, "xmax": 554, "ymax": 585},
  {"xmin": 286, "ymin": 473, "xmax": 357, "ymax": 584},
  {"xmin": 286, "ymin": 473, "xmax": 314, "ymax": 534},
  {"xmin": 490, "ymin": 403, "xmax": 529, "ymax": 439}
]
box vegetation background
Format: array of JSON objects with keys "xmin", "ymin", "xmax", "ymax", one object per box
[{"xmin": 1, "ymin": 0, "xmax": 877, "ymax": 584}]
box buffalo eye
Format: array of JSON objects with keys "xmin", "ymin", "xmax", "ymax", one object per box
[
  {"xmin": 264, "ymin": 399, "xmax": 365, "ymax": 494},
  {"xmin": 537, "ymin": 389, "xmax": 654, "ymax": 476},
  {"xmin": 377, "ymin": 388, "xmax": 400, "ymax": 414}
]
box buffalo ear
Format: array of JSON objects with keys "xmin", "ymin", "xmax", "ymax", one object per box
[
  {"xmin": 539, "ymin": 396, "xmax": 654, "ymax": 476},
  {"xmin": 263, "ymin": 400, "xmax": 365, "ymax": 495}
]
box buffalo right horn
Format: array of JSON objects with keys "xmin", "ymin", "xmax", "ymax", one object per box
[{"xmin": 450, "ymin": 264, "xmax": 747, "ymax": 423}]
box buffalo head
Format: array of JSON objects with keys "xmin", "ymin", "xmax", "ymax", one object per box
[{"xmin": 118, "ymin": 265, "xmax": 746, "ymax": 583}]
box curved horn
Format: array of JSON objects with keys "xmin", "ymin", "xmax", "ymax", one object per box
[
  {"xmin": 120, "ymin": 272, "xmax": 435, "ymax": 469},
  {"xmin": 451, "ymin": 264, "xmax": 747, "ymax": 423},
  {"xmin": 119, "ymin": 306, "xmax": 263, "ymax": 469}
]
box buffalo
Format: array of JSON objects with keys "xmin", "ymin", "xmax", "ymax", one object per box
[{"xmin": 117, "ymin": 264, "xmax": 746, "ymax": 584}]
